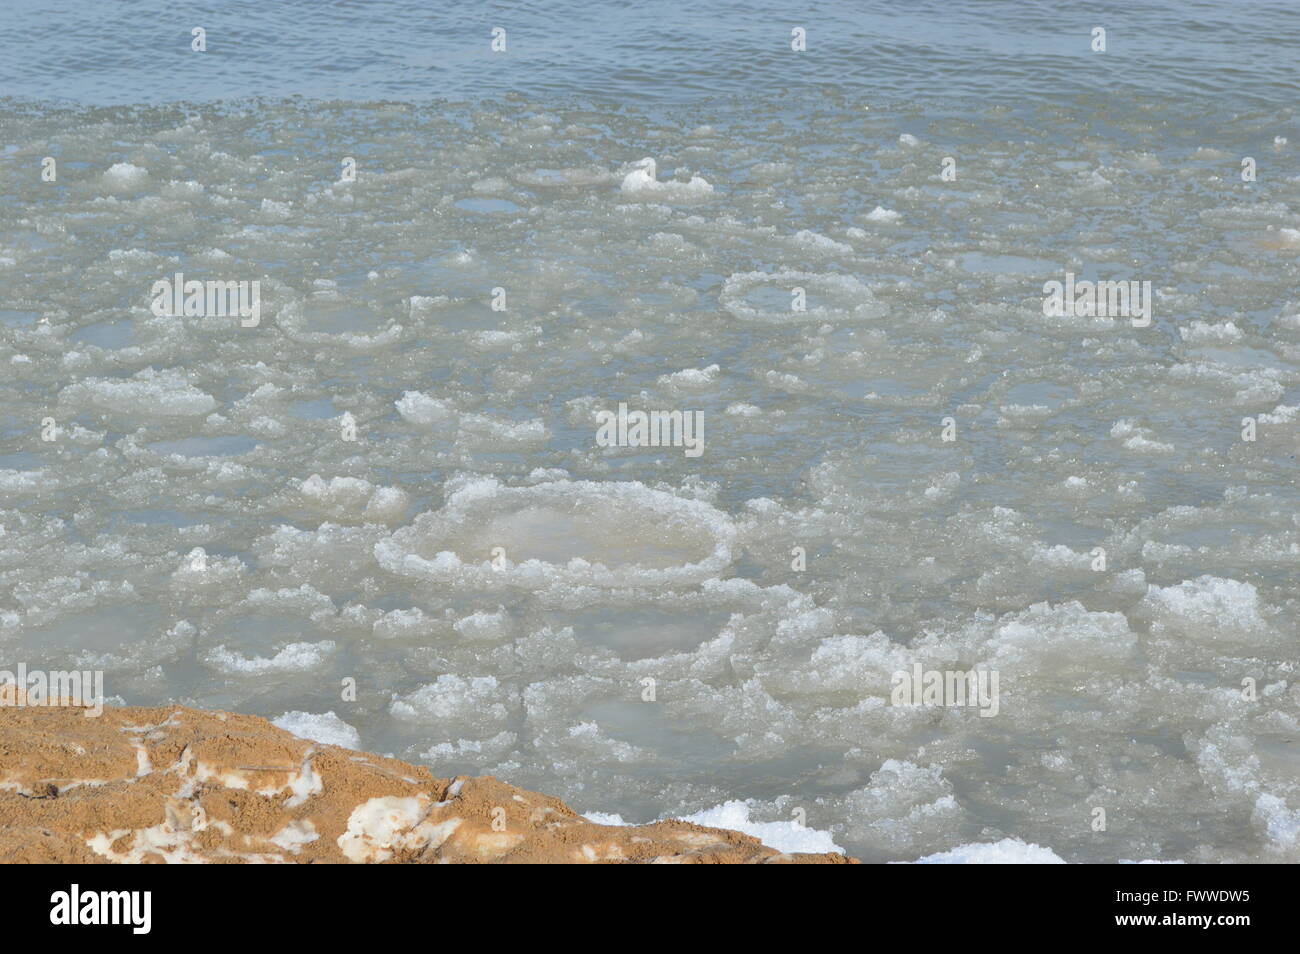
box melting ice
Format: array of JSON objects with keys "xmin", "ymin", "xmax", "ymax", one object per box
[{"xmin": 1, "ymin": 93, "xmax": 1297, "ymax": 863}]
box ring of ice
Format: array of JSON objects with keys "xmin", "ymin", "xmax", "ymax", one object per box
[
  {"xmin": 720, "ymin": 269, "xmax": 886, "ymax": 323},
  {"xmin": 374, "ymin": 478, "xmax": 736, "ymax": 589},
  {"xmin": 275, "ymin": 294, "xmax": 404, "ymax": 350}
]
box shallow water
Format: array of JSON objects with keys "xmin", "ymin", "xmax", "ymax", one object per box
[{"xmin": 1, "ymin": 2, "xmax": 1298, "ymax": 862}]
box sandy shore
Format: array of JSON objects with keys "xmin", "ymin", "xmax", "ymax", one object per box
[{"xmin": 0, "ymin": 693, "xmax": 855, "ymax": 864}]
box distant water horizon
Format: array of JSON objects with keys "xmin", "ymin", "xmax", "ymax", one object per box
[{"xmin": 3, "ymin": 0, "xmax": 1298, "ymax": 108}]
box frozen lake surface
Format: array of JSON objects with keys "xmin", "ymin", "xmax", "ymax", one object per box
[{"xmin": 1, "ymin": 1, "xmax": 1298, "ymax": 862}]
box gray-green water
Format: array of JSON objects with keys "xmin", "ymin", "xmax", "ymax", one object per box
[{"xmin": 1, "ymin": 2, "xmax": 1297, "ymax": 862}]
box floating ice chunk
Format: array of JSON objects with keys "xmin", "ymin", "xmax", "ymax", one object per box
[
  {"xmin": 909, "ymin": 838, "xmax": 1065, "ymax": 864},
  {"xmin": 103, "ymin": 162, "xmax": 148, "ymax": 191},
  {"xmin": 566, "ymin": 720, "xmax": 648, "ymax": 763},
  {"xmin": 828, "ymin": 761, "xmax": 964, "ymax": 854},
  {"xmin": 395, "ymin": 390, "xmax": 454, "ymax": 425},
  {"xmin": 1252, "ymin": 794, "xmax": 1300, "ymax": 851},
  {"xmin": 249, "ymin": 415, "xmax": 285, "ymax": 438},
  {"xmin": 407, "ymin": 295, "xmax": 452, "ymax": 318},
  {"xmin": 678, "ymin": 801, "xmax": 843, "ymax": 855},
  {"xmin": 471, "ymin": 329, "xmax": 523, "ymax": 348},
  {"xmin": 244, "ymin": 584, "xmax": 335, "ymax": 616},
  {"xmin": 301, "ymin": 474, "xmax": 373, "ymax": 508},
  {"xmin": 1142, "ymin": 575, "xmax": 1268, "ymax": 637},
  {"xmin": 272, "ymin": 710, "xmax": 362, "ymax": 750},
  {"xmin": 204, "ymin": 641, "xmax": 335, "ymax": 674},
  {"xmin": 1258, "ymin": 403, "xmax": 1297, "ymax": 424},
  {"xmin": 619, "ymin": 157, "xmax": 713, "ymax": 201},
  {"xmin": 390, "ymin": 674, "xmax": 506, "ymax": 721},
  {"xmin": 0, "ymin": 469, "xmax": 45, "ymax": 493},
  {"xmin": 793, "ymin": 229, "xmax": 853, "ymax": 254},
  {"xmin": 171, "ymin": 548, "xmax": 246, "ymax": 587},
  {"xmin": 779, "ymin": 632, "xmax": 910, "ymax": 694},
  {"xmin": 60, "ymin": 368, "xmax": 216, "ymax": 417},
  {"xmin": 864, "ymin": 206, "xmax": 902, "ymax": 224},
  {"xmin": 988, "ymin": 600, "xmax": 1136, "ymax": 675},
  {"xmin": 526, "ymin": 467, "xmax": 570, "ymax": 483},
  {"xmin": 453, "ymin": 607, "xmax": 510, "ymax": 642},
  {"xmin": 366, "ymin": 487, "xmax": 409, "ymax": 522},
  {"xmin": 1110, "ymin": 419, "xmax": 1174, "ymax": 453},
  {"xmin": 457, "ymin": 413, "xmax": 549, "ymax": 449},
  {"xmin": 299, "ymin": 474, "xmax": 408, "ymax": 523},
  {"xmin": 419, "ymin": 731, "xmax": 517, "ymax": 763},
  {"xmin": 1179, "ymin": 320, "xmax": 1243, "ymax": 343},
  {"xmin": 657, "ymin": 363, "xmax": 719, "ymax": 389},
  {"xmin": 372, "ymin": 607, "xmax": 429, "ymax": 639}
]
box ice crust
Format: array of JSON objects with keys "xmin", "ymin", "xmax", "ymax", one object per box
[{"xmin": 272, "ymin": 710, "xmax": 363, "ymax": 750}]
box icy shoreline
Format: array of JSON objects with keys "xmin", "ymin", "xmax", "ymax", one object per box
[{"xmin": 0, "ymin": 693, "xmax": 855, "ymax": 864}]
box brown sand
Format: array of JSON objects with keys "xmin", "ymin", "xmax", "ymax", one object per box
[{"xmin": 0, "ymin": 691, "xmax": 855, "ymax": 864}]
